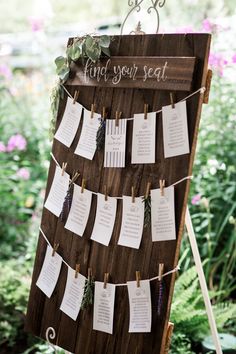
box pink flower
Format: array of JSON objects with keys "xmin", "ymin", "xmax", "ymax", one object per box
[
  {"xmin": 232, "ymin": 54, "xmax": 236, "ymax": 64},
  {"xmin": 16, "ymin": 168, "xmax": 30, "ymax": 180},
  {"xmin": 209, "ymin": 52, "xmax": 228, "ymax": 76},
  {"xmin": 29, "ymin": 16, "xmax": 44, "ymax": 32},
  {"xmin": 0, "ymin": 64, "xmax": 12, "ymax": 80},
  {"xmin": 191, "ymin": 194, "xmax": 201, "ymax": 205},
  {"xmin": 0, "ymin": 141, "xmax": 6, "ymax": 152},
  {"xmin": 7, "ymin": 134, "xmax": 27, "ymax": 152}
]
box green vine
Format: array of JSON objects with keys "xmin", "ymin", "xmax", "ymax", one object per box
[{"xmin": 49, "ymin": 34, "xmax": 111, "ymax": 139}]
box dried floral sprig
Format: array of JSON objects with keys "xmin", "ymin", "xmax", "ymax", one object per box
[
  {"xmin": 142, "ymin": 194, "xmax": 151, "ymax": 228},
  {"xmin": 81, "ymin": 273, "xmax": 95, "ymax": 310},
  {"xmin": 96, "ymin": 117, "xmax": 106, "ymax": 150}
]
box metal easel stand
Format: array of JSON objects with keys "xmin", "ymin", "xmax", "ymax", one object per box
[{"xmin": 185, "ymin": 206, "xmax": 223, "ymax": 354}]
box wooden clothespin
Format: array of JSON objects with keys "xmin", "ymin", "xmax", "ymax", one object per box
[
  {"xmin": 70, "ymin": 171, "xmax": 80, "ymax": 185},
  {"xmin": 170, "ymin": 92, "xmax": 175, "ymax": 109},
  {"xmin": 104, "ymin": 185, "xmax": 108, "ymax": 201},
  {"xmin": 75, "ymin": 264, "xmax": 80, "ymax": 278},
  {"xmin": 115, "ymin": 111, "xmax": 122, "ymax": 127},
  {"xmin": 73, "ymin": 90, "xmax": 79, "ymax": 104},
  {"xmin": 131, "ymin": 186, "xmax": 135, "ymax": 203},
  {"xmin": 103, "ymin": 272, "xmax": 109, "ymax": 289},
  {"xmin": 158, "ymin": 263, "xmax": 164, "ymax": 281},
  {"xmin": 144, "ymin": 103, "xmax": 148, "ymax": 120},
  {"xmin": 203, "ymin": 69, "xmax": 212, "ymax": 104},
  {"xmin": 136, "ymin": 271, "xmax": 141, "ymax": 288},
  {"xmin": 52, "ymin": 242, "xmax": 59, "ymax": 257},
  {"xmin": 61, "ymin": 162, "xmax": 67, "ymax": 176},
  {"xmin": 164, "ymin": 322, "xmax": 174, "ymax": 354},
  {"xmin": 81, "ymin": 178, "xmax": 86, "ymax": 193},
  {"xmin": 159, "ymin": 179, "xmax": 165, "ymax": 197},
  {"xmin": 91, "ymin": 103, "xmax": 95, "ymax": 118},
  {"xmin": 102, "ymin": 106, "xmax": 106, "ymax": 120},
  {"xmin": 88, "ymin": 267, "xmax": 92, "ymax": 281},
  {"xmin": 145, "ymin": 182, "xmax": 151, "ymax": 199}
]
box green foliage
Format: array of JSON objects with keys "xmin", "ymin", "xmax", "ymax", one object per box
[
  {"xmin": 81, "ymin": 276, "xmax": 95, "ymax": 310},
  {"xmin": 170, "ymin": 265, "xmax": 236, "ymax": 352}
]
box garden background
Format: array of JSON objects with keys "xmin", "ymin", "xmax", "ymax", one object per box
[{"xmin": 0, "ymin": 0, "xmax": 235, "ymax": 353}]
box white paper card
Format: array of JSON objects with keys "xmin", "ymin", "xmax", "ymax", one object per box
[
  {"xmin": 65, "ymin": 184, "xmax": 92, "ymax": 236},
  {"xmin": 91, "ymin": 193, "xmax": 117, "ymax": 246},
  {"xmin": 60, "ymin": 266, "xmax": 86, "ymax": 321},
  {"xmin": 118, "ymin": 196, "xmax": 144, "ymax": 249},
  {"xmin": 104, "ymin": 119, "xmax": 127, "ymax": 168},
  {"xmin": 131, "ymin": 112, "xmax": 156, "ymax": 164},
  {"xmin": 127, "ymin": 280, "xmax": 152, "ymax": 333},
  {"xmin": 75, "ymin": 108, "xmax": 100, "ymax": 160},
  {"xmin": 162, "ymin": 100, "xmax": 190, "ymax": 158},
  {"xmin": 151, "ymin": 185, "xmax": 176, "ymax": 241},
  {"xmin": 36, "ymin": 245, "xmax": 62, "ymax": 298},
  {"xmin": 54, "ymin": 97, "xmax": 83, "ymax": 147},
  {"xmin": 44, "ymin": 166, "xmax": 70, "ymax": 217},
  {"xmin": 93, "ymin": 282, "xmax": 116, "ymax": 334}
]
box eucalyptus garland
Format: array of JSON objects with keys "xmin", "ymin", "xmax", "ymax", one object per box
[
  {"xmin": 81, "ymin": 275, "xmax": 95, "ymax": 310},
  {"xmin": 142, "ymin": 194, "xmax": 151, "ymax": 228},
  {"xmin": 50, "ymin": 34, "xmax": 111, "ymax": 139}
]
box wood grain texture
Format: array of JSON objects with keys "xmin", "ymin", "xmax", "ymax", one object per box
[
  {"xmin": 25, "ymin": 33, "xmax": 211, "ymax": 354},
  {"xmin": 67, "ymin": 56, "xmax": 196, "ymax": 91}
]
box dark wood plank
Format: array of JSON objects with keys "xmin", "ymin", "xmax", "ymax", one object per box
[{"xmin": 25, "ymin": 33, "xmax": 211, "ymax": 354}]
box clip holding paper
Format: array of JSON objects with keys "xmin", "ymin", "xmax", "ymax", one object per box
[
  {"xmin": 73, "ymin": 90, "xmax": 79, "ymax": 104},
  {"xmin": 52, "ymin": 242, "xmax": 59, "ymax": 257},
  {"xmin": 159, "ymin": 179, "xmax": 165, "ymax": 197},
  {"xmin": 170, "ymin": 92, "xmax": 175, "ymax": 109},
  {"xmin": 131, "ymin": 186, "xmax": 135, "ymax": 203},
  {"xmin": 88, "ymin": 267, "xmax": 92, "ymax": 280},
  {"xmin": 145, "ymin": 182, "xmax": 151, "ymax": 199},
  {"xmin": 144, "ymin": 103, "xmax": 148, "ymax": 120},
  {"xmin": 75, "ymin": 264, "xmax": 80, "ymax": 278},
  {"xmin": 81, "ymin": 178, "xmax": 86, "ymax": 193},
  {"xmin": 70, "ymin": 171, "xmax": 80, "ymax": 185},
  {"xmin": 103, "ymin": 272, "xmax": 109, "ymax": 289},
  {"xmin": 158, "ymin": 263, "xmax": 164, "ymax": 281},
  {"xmin": 136, "ymin": 271, "xmax": 141, "ymax": 287},
  {"xmin": 104, "ymin": 185, "xmax": 108, "ymax": 201},
  {"xmin": 115, "ymin": 111, "xmax": 122, "ymax": 127},
  {"xmin": 91, "ymin": 103, "xmax": 95, "ymax": 118},
  {"xmin": 61, "ymin": 162, "xmax": 67, "ymax": 176},
  {"xmin": 102, "ymin": 106, "xmax": 106, "ymax": 120}
]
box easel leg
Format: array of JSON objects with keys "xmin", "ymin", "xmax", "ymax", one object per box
[{"xmin": 185, "ymin": 206, "xmax": 223, "ymax": 354}]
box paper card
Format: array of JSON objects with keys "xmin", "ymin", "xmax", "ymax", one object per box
[
  {"xmin": 74, "ymin": 108, "xmax": 101, "ymax": 160},
  {"xmin": 118, "ymin": 196, "xmax": 144, "ymax": 249},
  {"xmin": 131, "ymin": 112, "xmax": 156, "ymax": 164},
  {"xmin": 44, "ymin": 166, "xmax": 70, "ymax": 217},
  {"xmin": 36, "ymin": 245, "xmax": 62, "ymax": 298},
  {"xmin": 54, "ymin": 97, "xmax": 83, "ymax": 147},
  {"xmin": 93, "ymin": 282, "xmax": 116, "ymax": 334},
  {"xmin": 90, "ymin": 193, "xmax": 117, "ymax": 246},
  {"xmin": 151, "ymin": 185, "xmax": 176, "ymax": 242},
  {"xmin": 127, "ymin": 280, "xmax": 152, "ymax": 333},
  {"xmin": 65, "ymin": 184, "xmax": 92, "ymax": 236},
  {"xmin": 104, "ymin": 119, "xmax": 127, "ymax": 168},
  {"xmin": 60, "ymin": 266, "xmax": 86, "ymax": 321},
  {"xmin": 162, "ymin": 100, "xmax": 190, "ymax": 158}
]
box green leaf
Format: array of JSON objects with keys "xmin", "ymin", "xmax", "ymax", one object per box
[
  {"xmin": 85, "ymin": 35, "xmax": 94, "ymax": 50},
  {"xmin": 56, "ymin": 65, "xmax": 70, "ymax": 82},
  {"xmin": 55, "ymin": 56, "xmax": 66, "ymax": 70},
  {"xmin": 99, "ymin": 35, "xmax": 110, "ymax": 48},
  {"xmin": 66, "ymin": 44, "xmax": 81, "ymax": 61},
  {"xmin": 101, "ymin": 46, "xmax": 110, "ymax": 57}
]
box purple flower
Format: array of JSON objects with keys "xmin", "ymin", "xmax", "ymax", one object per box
[
  {"xmin": 191, "ymin": 194, "xmax": 201, "ymax": 205},
  {"xmin": 16, "ymin": 168, "xmax": 30, "ymax": 180},
  {"xmin": 209, "ymin": 52, "xmax": 228, "ymax": 76},
  {"xmin": 7, "ymin": 134, "xmax": 27, "ymax": 152},
  {"xmin": 0, "ymin": 64, "xmax": 12, "ymax": 80},
  {"xmin": 232, "ymin": 54, "xmax": 236, "ymax": 64},
  {"xmin": 0, "ymin": 141, "xmax": 6, "ymax": 152},
  {"xmin": 29, "ymin": 16, "xmax": 44, "ymax": 32}
]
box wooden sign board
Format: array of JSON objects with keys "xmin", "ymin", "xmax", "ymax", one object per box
[
  {"xmin": 68, "ymin": 56, "xmax": 196, "ymax": 91},
  {"xmin": 25, "ymin": 33, "xmax": 211, "ymax": 354}
]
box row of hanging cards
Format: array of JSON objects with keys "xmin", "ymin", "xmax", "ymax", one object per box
[
  {"xmin": 44, "ymin": 165, "xmax": 176, "ymax": 248},
  {"xmin": 54, "ymin": 96, "xmax": 190, "ymax": 166},
  {"xmin": 36, "ymin": 246, "xmax": 152, "ymax": 333}
]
